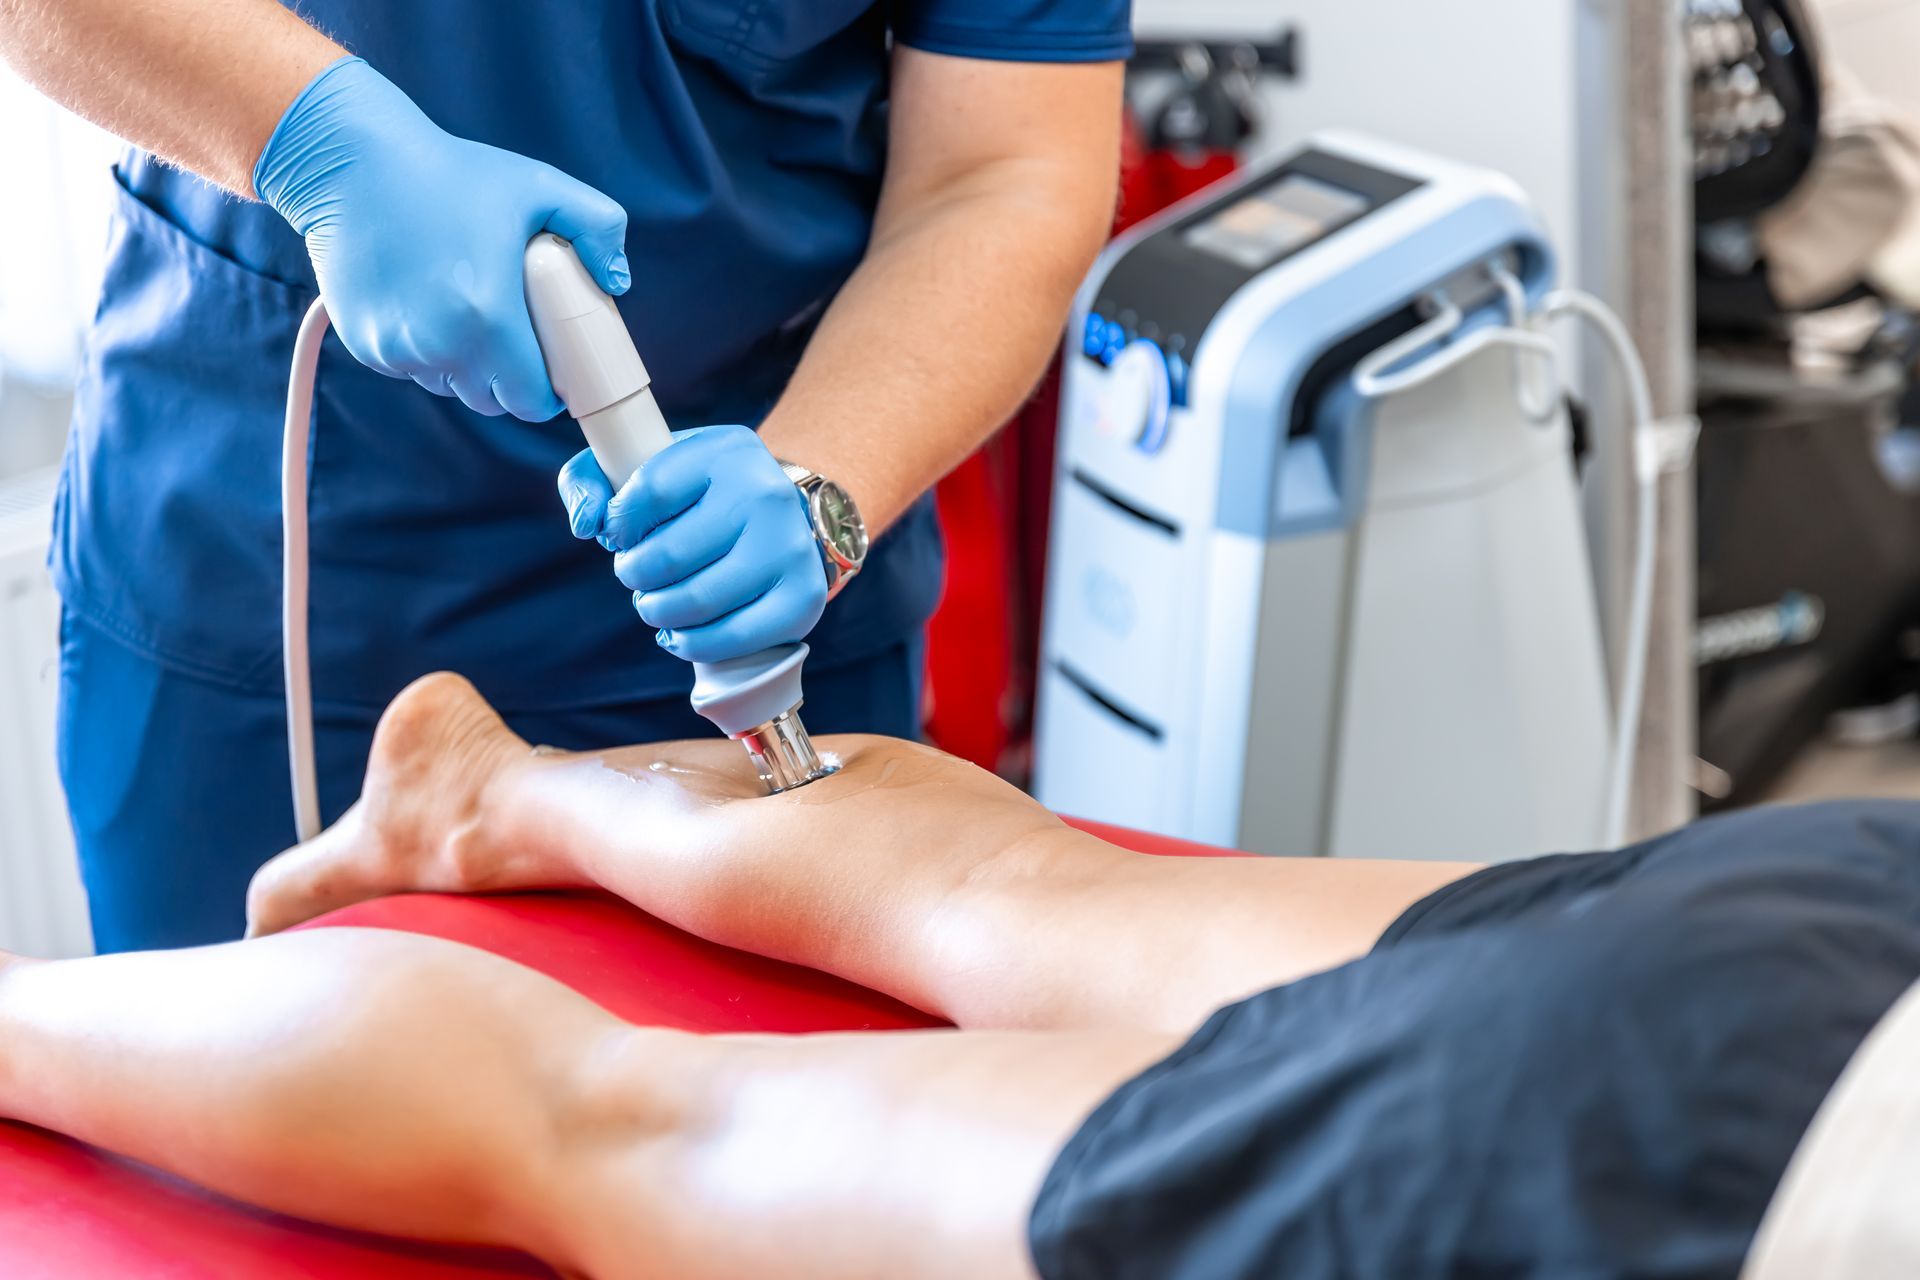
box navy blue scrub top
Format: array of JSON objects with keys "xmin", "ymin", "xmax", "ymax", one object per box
[{"xmin": 52, "ymin": 0, "xmax": 1130, "ymax": 714}]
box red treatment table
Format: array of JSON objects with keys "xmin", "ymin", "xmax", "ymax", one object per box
[{"xmin": 0, "ymin": 819, "xmax": 1230, "ymax": 1278}]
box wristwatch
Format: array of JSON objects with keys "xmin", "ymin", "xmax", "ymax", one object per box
[{"xmin": 780, "ymin": 461, "xmax": 869, "ymax": 600}]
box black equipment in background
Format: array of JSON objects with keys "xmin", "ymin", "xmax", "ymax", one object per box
[
  {"xmin": 1689, "ymin": 0, "xmax": 1920, "ymax": 807},
  {"xmin": 1691, "ymin": 0, "xmax": 1822, "ymax": 225},
  {"xmin": 1128, "ymin": 27, "xmax": 1299, "ymax": 155}
]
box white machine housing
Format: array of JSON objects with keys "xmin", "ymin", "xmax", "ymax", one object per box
[{"xmin": 1035, "ymin": 132, "xmax": 1612, "ymax": 861}]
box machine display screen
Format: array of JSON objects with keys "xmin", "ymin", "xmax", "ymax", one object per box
[{"xmin": 1182, "ymin": 175, "xmax": 1373, "ymax": 271}]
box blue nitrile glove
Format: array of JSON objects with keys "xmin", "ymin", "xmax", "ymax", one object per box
[
  {"xmin": 254, "ymin": 56, "xmax": 629, "ymax": 420},
  {"xmin": 558, "ymin": 425, "xmax": 829, "ymax": 663}
]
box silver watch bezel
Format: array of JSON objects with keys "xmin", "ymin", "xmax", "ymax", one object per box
[{"xmin": 781, "ymin": 463, "xmax": 868, "ymax": 593}]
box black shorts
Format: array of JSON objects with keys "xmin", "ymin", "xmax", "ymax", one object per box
[{"xmin": 1030, "ymin": 800, "xmax": 1920, "ymax": 1280}]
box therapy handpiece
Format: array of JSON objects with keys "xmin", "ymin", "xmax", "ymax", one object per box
[{"xmin": 523, "ymin": 234, "xmax": 832, "ymax": 794}]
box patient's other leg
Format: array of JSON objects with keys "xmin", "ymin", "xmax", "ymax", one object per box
[
  {"xmin": 0, "ymin": 932, "xmax": 1172, "ymax": 1279},
  {"xmin": 0, "ymin": 930, "xmax": 629, "ymax": 1268}
]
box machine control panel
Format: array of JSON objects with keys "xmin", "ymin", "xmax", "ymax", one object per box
[
  {"xmin": 1082, "ymin": 150, "xmax": 1425, "ymax": 403},
  {"xmin": 1083, "ymin": 316, "xmax": 1187, "ymax": 455},
  {"xmin": 1181, "ymin": 173, "xmax": 1374, "ymax": 270}
]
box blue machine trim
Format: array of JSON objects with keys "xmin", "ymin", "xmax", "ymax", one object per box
[
  {"xmin": 1211, "ymin": 193, "xmax": 1556, "ymax": 539},
  {"xmin": 1167, "ymin": 351, "xmax": 1191, "ymax": 407}
]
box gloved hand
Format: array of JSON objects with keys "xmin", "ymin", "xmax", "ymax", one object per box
[
  {"xmin": 559, "ymin": 425, "xmax": 829, "ymax": 663},
  {"xmin": 254, "ymin": 56, "xmax": 629, "ymax": 421}
]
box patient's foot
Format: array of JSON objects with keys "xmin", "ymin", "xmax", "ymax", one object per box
[{"xmin": 247, "ymin": 673, "xmax": 546, "ymax": 938}]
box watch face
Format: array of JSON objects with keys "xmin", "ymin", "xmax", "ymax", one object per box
[{"xmin": 813, "ymin": 479, "xmax": 869, "ymax": 567}]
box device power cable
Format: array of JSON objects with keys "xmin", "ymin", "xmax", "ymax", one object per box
[
  {"xmin": 1352, "ymin": 270, "xmax": 1659, "ymax": 849},
  {"xmin": 1542, "ymin": 286, "xmax": 1659, "ymax": 848},
  {"xmin": 283, "ymin": 297, "xmax": 330, "ymax": 843}
]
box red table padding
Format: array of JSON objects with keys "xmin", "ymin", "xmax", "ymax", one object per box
[{"xmin": 0, "ymin": 820, "xmax": 1234, "ymax": 1276}]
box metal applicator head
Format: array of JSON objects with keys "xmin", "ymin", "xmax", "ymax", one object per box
[
  {"xmin": 689, "ymin": 647, "xmax": 834, "ymax": 793},
  {"xmin": 737, "ymin": 711, "xmax": 829, "ymax": 792}
]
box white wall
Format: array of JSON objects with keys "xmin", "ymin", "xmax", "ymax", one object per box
[
  {"xmin": 0, "ymin": 66, "xmax": 121, "ymax": 480},
  {"xmin": 1817, "ymin": 0, "xmax": 1920, "ymax": 120},
  {"xmin": 1133, "ymin": 0, "xmax": 1587, "ymax": 288},
  {"xmin": 0, "ymin": 66, "xmax": 118, "ymax": 392}
]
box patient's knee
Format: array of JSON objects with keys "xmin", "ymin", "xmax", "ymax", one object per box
[{"xmin": 548, "ymin": 1026, "xmax": 700, "ymax": 1154}]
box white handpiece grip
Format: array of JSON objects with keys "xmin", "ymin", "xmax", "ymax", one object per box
[
  {"xmin": 523, "ymin": 233, "xmax": 815, "ymax": 748},
  {"xmin": 524, "ymin": 233, "xmax": 673, "ymax": 483}
]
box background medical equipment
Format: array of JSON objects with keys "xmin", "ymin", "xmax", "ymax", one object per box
[
  {"xmin": 919, "ymin": 30, "xmax": 1306, "ymax": 775},
  {"xmin": 1035, "ymin": 132, "xmax": 1657, "ymax": 861},
  {"xmin": 279, "ymin": 237, "xmax": 832, "ymax": 842}
]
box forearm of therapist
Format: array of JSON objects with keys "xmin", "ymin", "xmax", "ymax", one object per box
[
  {"xmin": 755, "ymin": 49, "xmax": 1123, "ymax": 534},
  {"xmin": 0, "ymin": 0, "xmax": 340, "ymax": 197}
]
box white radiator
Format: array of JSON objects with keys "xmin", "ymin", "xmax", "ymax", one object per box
[{"xmin": 0, "ymin": 466, "xmax": 90, "ymax": 957}]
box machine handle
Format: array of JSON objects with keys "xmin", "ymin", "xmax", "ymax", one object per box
[
  {"xmin": 522, "ymin": 234, "xmax": 814, "ymax": 744},
  {"xmin": 523, "ymin": 233, "xmax": 675, "ymax": 481}
]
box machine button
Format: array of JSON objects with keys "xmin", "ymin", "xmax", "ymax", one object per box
[
  {"xmin": 1083, "ymin": 312, "xmax": 1109, "ymax": 359},
  {"xmin": 1106, "ymin": 339, "xmax": 1173, "ymax": 455}
]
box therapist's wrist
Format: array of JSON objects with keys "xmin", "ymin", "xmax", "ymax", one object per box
[
  {"xmin": 251, "ymin": 55, "xmax": 422, "ymax": 229},
  {"xmin": 757, "ymin": 435, "xmax": 895, "ymax": 541}
]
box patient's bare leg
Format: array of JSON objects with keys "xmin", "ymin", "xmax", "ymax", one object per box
[
  {"xmin": 0, "ymin": 932, "xmax": 616, "ymax": 1263},
  {"xmin": 0, "ymin": 931, "xmax": 1169, "ymax": 1279},
  {"xmin": 252, "ymin": 673, "xmax": 1476, "ymax": 1034}
]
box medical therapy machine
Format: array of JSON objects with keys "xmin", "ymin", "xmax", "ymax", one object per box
[{"xmin": 1035, "ymin": 132, "xmax": 1655, "ymax": 862}]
